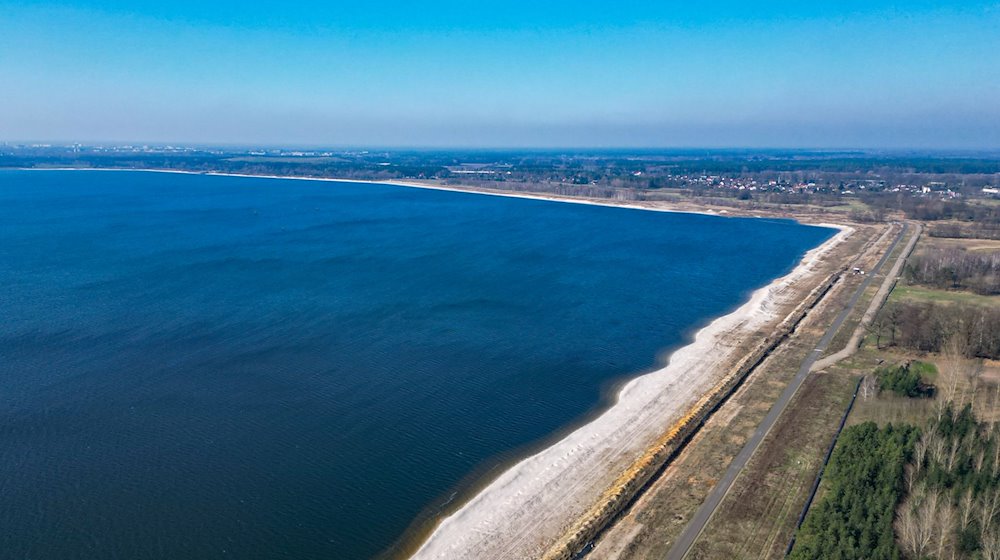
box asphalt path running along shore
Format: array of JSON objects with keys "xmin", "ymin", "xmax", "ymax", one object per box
[{"xmin": 665, "ymin": 222, "xmax": 909, "ymax": 560}]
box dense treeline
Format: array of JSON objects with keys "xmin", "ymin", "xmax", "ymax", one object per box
[
  {"xmin": 905, "ymin": 248, "xmax": 1000, "ymax": 295},
  {"xmin": 863, "ymin": 195, "xmax": 1000, "ymax": 239},
  {"xmin": 929, "ymin": 223, "xmax": 1000, "ymax": 241},
  {"xmin": 896, "ymin": 405, "xmax": 1000, "ymax": 559},
  {"xmin": 873, "ymin": 302, "xmax": 1000, "ymax": 360},
  {"xmin": 791, "ymin": 404, "xmax": 1000, "ymax": 559},
  {"xmin": 866, "ymin": 197, "xmax": 1000, "ymax": 224},
  {"xmin": 789, "ymin": 422, "xmax": 920, "ymax": 560}
]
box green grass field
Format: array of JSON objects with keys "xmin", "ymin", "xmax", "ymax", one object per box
[
  {"xmin": 888, "ymin": 283, "xmax": 1000, "ymax": 307},
  {"xmin": 909, "ymin": 360, "xmax": 938, "ymax": 380}
]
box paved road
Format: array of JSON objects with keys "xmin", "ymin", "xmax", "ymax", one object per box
[{"xmin": 664, "ymin": 223, "xmax": 909, "ymax": 560}]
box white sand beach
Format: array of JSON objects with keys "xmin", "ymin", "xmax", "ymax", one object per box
[{"xmin": 409, "ymin": 224, "xmax": 851, "ymax": 560}]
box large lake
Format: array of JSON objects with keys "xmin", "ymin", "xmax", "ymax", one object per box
[{"xmin": 0, "ymin": 170, "xmax": 832, "ymax": 559}]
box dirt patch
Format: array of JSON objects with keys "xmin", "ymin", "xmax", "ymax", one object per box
[{"xmin": 982, "ymin": 360, "xmax": 1000, "ymax": 384}]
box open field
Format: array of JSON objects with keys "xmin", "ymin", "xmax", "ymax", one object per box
[
  {"xmin": 889, "ymin": 232, "xmax": 1000, "ymax": 306},
  {"xmin": 888, "ymin": 283, "xmax": 1000, "ymax": 307},
  {"xmin": 920, "ymin": 236, "xmax": 1000, "ymax": 253}
]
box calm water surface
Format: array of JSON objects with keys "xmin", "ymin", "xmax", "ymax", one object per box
[{"xmin": 0, "ymin": 170, "xmax": 832, "ymax": 559}]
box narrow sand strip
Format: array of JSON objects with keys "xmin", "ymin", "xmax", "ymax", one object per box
[{"xmin": 409, "ymin": 225, "xmax": 852, "ymax": 560}]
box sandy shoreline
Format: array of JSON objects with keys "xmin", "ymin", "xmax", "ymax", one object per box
[
  {"xmin": 19, "ymin": 166, "xmax": 852, "ymax": 558},
  {"xmin": 406, "ymin": 223, "xmax": 850, "ymax": 559}
]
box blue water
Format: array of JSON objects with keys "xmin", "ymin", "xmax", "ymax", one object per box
[{"xmin": 0, "ymin": 170, "xmax": 833, "ymax": 559}]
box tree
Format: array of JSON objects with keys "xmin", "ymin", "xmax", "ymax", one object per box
[
  {"xmin": 897, "ymin": 486, "xmax": 937, "ymax": 560},
  {"xmin": 791, "ymin": 423, "xmax": 918, "ymax": 559},
  {"xmin": 981, "ymin": 488, "xmax": 1000, "ymax": 544},
  {"xmin": 960, "ymin": 488, "xmax": 977, "ymax": 532},
  {"xmin": 861, "ymin": 374, "xmax": 879, "ymax": 401},
  {"xmin": 938, "ymin": 336, "xmax": 968, "ymax": 419},
  {"xmin": 877, "ymin": 364, "xmax": 926, "ymax": 398},
  {"xmin": 935, "ymin": 497, "xmax": 956, "ymax": 559},
  {"xmin": 984, "ymin": 529, "xmax": 1000, "ymax": 560}
]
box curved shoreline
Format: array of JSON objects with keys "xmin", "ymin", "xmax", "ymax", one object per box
[
  {"xmin": 383, "ymin": 316, "xmax": 713, "ymax": 560},
  {"xmin": 16, "ymin": 167, "xmax": 852, "ymax": 558},
  {"xmin": 385, "ymin": 225, "xmax": 848, "ymax": 559},
  {"xmin": 407, "ymin": 225, "xmax": 851, "ymax": 559}
]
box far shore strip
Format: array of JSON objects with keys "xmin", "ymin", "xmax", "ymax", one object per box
[
  {"xmin": 16, "ymin": 167, "xmax": 841, "ymax": 225},
  {"xmin": 23, "ymin": 167, "xmax": 852, "ymax": 558},
  {"xmin": 16, "ymin": 167, "xmax": 721, "ymax": 216}
]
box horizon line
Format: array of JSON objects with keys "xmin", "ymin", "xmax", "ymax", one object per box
[{"xmin": 5, "ymin": 141, "xmax": 1000, "ymax": 156}]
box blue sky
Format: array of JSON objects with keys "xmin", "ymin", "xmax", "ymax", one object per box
[{"xmin": 2, "ymin": 1, "xmax": 999, "ymax": 148}]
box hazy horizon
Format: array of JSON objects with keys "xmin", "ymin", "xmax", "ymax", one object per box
[{"xmin": 3, "ymin": 1, "xmax": 999, "ymax": 149}]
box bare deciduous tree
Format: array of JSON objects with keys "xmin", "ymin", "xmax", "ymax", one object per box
[
  {"xmin": 866, "ymin": 313, "xmax": 891, "ymax": 349},
  {"xmin": 938, "ymin": 335, "xmax": 969, "ymax": 418},
  {"xmin": 898, "ymin": 485, "xmax": 939, "ymax": 560},
  {"xmin": 994, "ymin": 433, "xmax": 1000, "ymax": 478},
  {"xmin": 981, "ymin": 488, "xmax": 1000, "ymax": 542},
  {"xmin": 947, "ymin": 438, "xmax": 961, "ymax": 471},
  {"xmin": 960, "ymin": 488, "xmax": 977, "ymax": 532},
  {"xmin": 930, "ymin": 428, "xmax": 948, "ymax": 466},
  {"xmin": 984, "ymin": 529, "xmax": 1000, "ymax": 560},
  {"xmin": 914, "ymin": 433, "xmax": 930, "ymax": 470},
  {"xmin": 904, "ymin": 463, "xmax": 919, "ymax": 495},
  {"xmin": 966, "ymin": 360, "xmax": 984, "ymax": 409},
  {"xmin": 860, "ymin": 374, "xmax": 878, "ymax": 401},
  {"xmin": 989, "ymin": 383, "xmax": 1000, "ymax": 438},
  {"xmin": 935, "ymin": 498, "xmax": 956, "ymax": 559}
]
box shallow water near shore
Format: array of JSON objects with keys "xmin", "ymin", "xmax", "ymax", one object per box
[{"xmin": 0, "ymin": 170, "xmax": 832, "ymax": 559}]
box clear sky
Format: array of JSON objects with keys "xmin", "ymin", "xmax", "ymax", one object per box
[{"xmin": 2, "ymin": 1, "xmax": 999, "ymax": 148}]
